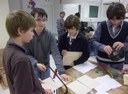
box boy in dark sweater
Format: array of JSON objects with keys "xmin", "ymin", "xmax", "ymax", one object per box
[
  {"xmin": 92, "ymin": 2, "xmax": 128, "ymax": 70},
  {"xmin": 58, "ymin": 15, "xmax": 90, "ymax": 69},
  {"xmin": 3, "ymin": 10, "xmax": 51, "ymax": 94}
]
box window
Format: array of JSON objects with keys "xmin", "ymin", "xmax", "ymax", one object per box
[{"xmin": 89, "ymin": 6, "xmax": 99, "ymax": 18}]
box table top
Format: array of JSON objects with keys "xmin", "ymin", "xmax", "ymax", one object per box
[{"xmin": 62, "ymin": 67, "xmax": 128, "ymax": 94}]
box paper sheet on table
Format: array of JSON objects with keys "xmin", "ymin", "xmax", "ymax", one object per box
[
  {"xmin": 77, "ymin": 75, "xmax": 99, "ymax": 89},
  {"xmin": 67, "ymin": 80, "xmax": 91, "ymax": 94},
  {"xmin": 96, "ymin": 91, "xmax": 110, "ymax": 94},
  {"xmin": 41, "ymin": 77, "xmax": 63, "ymax": 92},
  {"xmin": 63, "ymin": 51, "xmax": 82, "ymax": 65},
  {"xmin": 67, "ymin": 74, "xmax": 99, "ymax": 94},
  {"xmin": 73, "ymin": 61, "xmax": 97, "ymax": 73},
  {"xmin": 94, "ymin": 75, "xmax": 122, "ymax": 92}
]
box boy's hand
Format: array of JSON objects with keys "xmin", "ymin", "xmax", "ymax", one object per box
[
  {"xmin": 37, "ymin": 63, "xmax": 46, "ymax": 72},
  {"xmin": 113, "ymin": 42, "xmax": 124, "ymax": 50},
  {"xmin": 38, "ymin": 78, "xmax": 44, "ymax": 84},
  {"xmin": 61, "ymin": 50, "xmax": 67, "ymax": 56},
  {"xmin": 44, "ymin": 89, "xmax": 52, "ymax": 94},
  {"xmin": 103, "ymin": 45, "xmax": 113, "ymax": 55},
  {"xmin": 60, "ymin": 74, "xmax": 71, "ymax": 82}
]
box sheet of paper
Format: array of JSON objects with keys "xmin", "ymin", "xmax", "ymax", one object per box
[
  {"xmin": 77, "ymin": 75, "xmax": 99, "ymax": 89},
  {"xmin": 41, "ymin": 77, "xmax": 63, "ymax": 92},
  {"xmin": 67, "ymin": 80, "xmax": 91, "ymax": 94},
  {"xmin": 94, "ymin": 75, "xmax": 122, "ymax": 92},
  {"xmin": 73, "ymin": 61, "xmax": 97, "ymax": 73},
  {"xmin": 63, "ymin": 51, "xmax": 82, "ymax": 65},
  {"xmin": 96, "ymin": 91, "xmax": 110, "ymax": 94}
]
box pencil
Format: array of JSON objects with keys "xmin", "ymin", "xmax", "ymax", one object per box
[{"xmin": 99, "ymin": 64, "xmax": 113, "ymax": 77}]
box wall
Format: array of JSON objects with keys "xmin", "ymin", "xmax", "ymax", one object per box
[
  {"xmin": 22, "ymin": 0, "xmax": 63, "ymax": 35},
  {"xmin": 81, "ymin": 1, "xmax": 101, "ymax": 21},
  {"xmin": 84, "ymin": 1, "xmax": 104, "ymax": 29},
  {"xmin": 61, "ymin": 0, "xmax": 83, "ymax": 4},
  {"xmin": 63, "ymin": 4, "xmax": 79, "ymax": 19},
  {"xmin": 8, "ymin": 0, "xmax": 22, "ymax": 12},
  {"xmin": 53, "ymin": 0, "xmax": 63, "ymax": 35},
  {"xmin": 61, "ymin": 0, "xmax": 83, "ymax": 20},
  {"xmin": 61, "ymin": 0, "xmax": 102, "ymax": 29},
  {"xmin": 0, "ymin": 0, "xmax": 10, "ymax": 48}
]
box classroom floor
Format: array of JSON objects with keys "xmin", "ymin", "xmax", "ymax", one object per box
[{"xmin": 0, "ymin": 56, "xmax": 128, "ymax": 94}]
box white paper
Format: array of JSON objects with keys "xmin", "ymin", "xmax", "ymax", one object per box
[
  {"xmin": 41, "ymin": 77, "xmax": 63, "ymax": 92},
  {"xmin": 94, "ymin": 75, "xmax": 122, "ymax": 92},
  {"xmin": 96, "ymin": 91, "xmax": 110, "ymax": 94},
  {"xmin": 77, "ymin": 75, "xmax": 99, "ymax": 89},
  {"xmin": 73, "ymin": 61, "xmax": 97, "ymax": 73},
  {"xmin": 67, "ymin": 80, "xmax": 91, "ymax": 94},
  {"xmin": 67, "ymin": 74, "xmax": 99, "ymax": 94}
]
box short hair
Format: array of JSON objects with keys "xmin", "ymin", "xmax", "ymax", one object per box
[
  {"xmin": 31, "ymin": 8, "xmax": 48, "ymax": 18},
  {"xmin": 75, "ymin": 12, "xmax": 80, "ymax": 18},
  {"xmin": 60, "ymin": 11, "xmax": 65, "ymax": 15},
  {"xmin": 64, "ymin": 15, "xmax": 80, "ymax": 30},
  {"xmin": 6, "ymin": 10, "xmax": 36, "ymax": 38},
  {"xmin": 107, "ymin": 2, "xmax": 126, "ymax": 20}
]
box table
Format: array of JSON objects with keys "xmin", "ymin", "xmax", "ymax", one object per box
[{"xmin": 58, "ymin": 67, "xmax": 128, "ymax": 94}]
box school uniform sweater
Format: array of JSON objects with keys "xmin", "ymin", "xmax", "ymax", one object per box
[
  {"xmin": 97, "ymin": 21, "xmax": 128, "ymax": 64},
  {"xmin": 58, "ymin": 32, "xmax": 90, "ymax": 65}
]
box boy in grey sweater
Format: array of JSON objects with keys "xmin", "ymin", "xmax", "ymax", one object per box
[{"xmin": 25, "ymin": 8, "xmax": 70, "ymax": 81}]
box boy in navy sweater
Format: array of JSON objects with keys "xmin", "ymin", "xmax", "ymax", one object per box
[
  {"xmin": 58, "ymin": 15, "xmax": 90, "ymax": 69},
  {"xmin": 92, "ymin": 2, "xmax": 128, "ymax": 70}
]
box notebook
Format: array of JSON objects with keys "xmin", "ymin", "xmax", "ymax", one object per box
[{"xmin": 63, "ymin": 51, "xmax": 82, "ymax": 66}]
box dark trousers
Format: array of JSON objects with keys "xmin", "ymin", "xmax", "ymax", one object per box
[{"xmin": 57, "ymin": 29, "xmax": 65, "ymax": 42}]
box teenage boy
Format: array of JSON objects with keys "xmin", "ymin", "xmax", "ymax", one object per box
[
  {"xmin": 25, "ymin": 8, "xmax": 70, "ymax": 81},
  {"xmin": 58, "ymin": 15, "xmax": 90, "ymax": 69},
  {"xmin": 92, "ymin": 2, "xmax": 128, "ymax": 70},
  {"xmin": 3, "ymin": 10, "xmax": 51, "ymax": 94}
]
